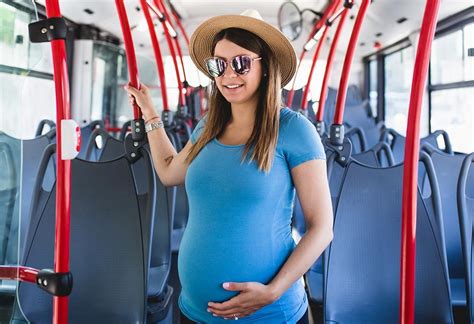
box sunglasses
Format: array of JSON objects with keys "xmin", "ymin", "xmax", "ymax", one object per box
[{"xmin": 205, "ymin": 55, "xmax": 262, "ymax": 78}]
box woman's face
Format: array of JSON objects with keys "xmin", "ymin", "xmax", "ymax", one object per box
[{"xmin": 213, "ymin": 39, "xmax": 263, "ymax": 106}]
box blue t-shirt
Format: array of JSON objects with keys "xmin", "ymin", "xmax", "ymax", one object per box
[{"xmin": 178, "ymin": 107, "xmax": 325, "ymax": 323}]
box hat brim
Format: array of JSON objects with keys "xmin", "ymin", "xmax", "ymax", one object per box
[{"xmin": 189, "ymin": 15, "xmax": 297, "ymax": 88}]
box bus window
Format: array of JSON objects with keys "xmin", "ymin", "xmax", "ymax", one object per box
[
  {"xmin": 430, "ymin": 22, "xmax": 474, "ymax": 153},
  {"xmin": 0, "ymin": 2, "xmax": 55, "ymax": 139},
  {"xmin": 384, "ymin": 46, "xmax": 415, "ymax": 135},
  {"xmin": 368, "ymin": 59, "xmax": 377, "ymax": 118}
]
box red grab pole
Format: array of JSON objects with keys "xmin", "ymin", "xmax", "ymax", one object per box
[
  {"xmin": 140, "ymin": 0, "xmax": 170, "ymax": 111},
  {"xmin": 399, "ymin": 1, "xmax": 440, "ymax": 323},
  {"xmin": 299, "ymin": 26, "xmax": 330, "ymax": 110},
  {"xmin": 287, "ymin": 0, "xmax": 339, "ymax": 107},
  {"xmin": 315, "ymin": 5, "xmax": 350, "ymax": 132},
  {"xmin": 170, "ymin": 7, "xmax": 190, "ymax": 46},
  {"xmin": 159, "ymin": 0, "xmax": 188, "ymax": 88},
  {"xmin": 333, "ymin": 0, "xmax": 370, "ymax": 126},
  {"xmin": 45, "ymin": 1, "xmax": 72, "ymax": 322},
  {"xmin": 300, "ymin": 0, "xmax": 342, "ymax": 111},
  {"xmin": 115, "ymin": 0, "xmax": 142, "ymax": 120},
  {"xmin": 152, "ymin": 0, "xmax": 186, "ymax": 107}
]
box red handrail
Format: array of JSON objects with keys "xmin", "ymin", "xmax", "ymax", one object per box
[
  {"xmin": 140, "ymin": 0, "xmax": 169, "ymax": 111},
  {"xmin": 170, "ymin": 7, "xmax": 190, "ymax": 46},
  {"xmin": 399, "ymin": 1, "xmax": 440, "ymax": 323},
  {"xmin": 0, "ymin": 266, "xmax": 39, "ymax": 283},
  {"xmin": 300, "ymin": 0, "xmax": 342, "ymax": 110},
  {"xmin": 333, "ymin": 0, "xmax": 370, "ymax": 125},
  {"xmin": 316, "ymin": 6, "xmax": 350, "ymax": 123},
  {"xmin": 286, "ymin": 0, "xmax": 339, "ymax": 107},
  {"xmin": 151, "ymin": 0, "xmax": 186, "ymax": 106},
  {"xmin": 300, "ymin": 27, "xmax": 330, "ymax": 110},
  {"xmin": 115, "ymin": 0, "xmax": 142, "ymax": 120},
  {"xmin": 159, "ymin": 0, "xmax": 188, "ymax": 88},
  {"xmin": 45, "ymin": 1, "xmax": 71, "ymax": 322}
]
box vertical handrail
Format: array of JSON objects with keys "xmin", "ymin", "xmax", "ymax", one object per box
[
  {"xmin": 140, "ymin": 0, "xmax": 169, "ymax": 111},
  {"xmin": 170, "ymin": 7, "xmax": 190, "ymax": 46},
  {"xmin": 315, "ymin": 4, "xmax": 350, "ymax": 133},
  {"xmin": 159, "ymin": 0, "xmax": 188, "ymax": 85},
  {"xmin": 332, "ymin": 0, "xmax": 370, "ymax": 126},
  {"xmin": 399, "ymin": 1, "xmax": 440, "ymax": 323},
  {"xmin": 299, "ymin": 27, "xmax": 330, "ymax": 110},
  {"xmin": 45, "ymin": 1, "xmax": 71, "ymax": 323},
  {"xmin": 286, "ymin": 0, "xmax": 339, "ymax": 107},
  {"xmin": 152, "ymin": 0, "xmax": 186, "ymax": 107},
  {"xmin": 329, "ymin": 0, "xmax": 370, "ymax": 146},
  {"xmin": 300, "ymin": 0, "xmax": 342, "ymax": 111},
  {"xmin": 115, "ymin": 0, "xmax": 142, "ymax": 120}
]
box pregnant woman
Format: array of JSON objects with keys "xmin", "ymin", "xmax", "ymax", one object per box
[{"xmin": 125, "ymin": 9, "xmax": 333, "ymax": 323}]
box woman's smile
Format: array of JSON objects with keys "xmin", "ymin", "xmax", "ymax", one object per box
[{"xmin": 223, "ymin": 83, "xmax": 245, "ymax": 93}]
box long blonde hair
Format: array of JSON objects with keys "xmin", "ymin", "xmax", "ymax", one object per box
[{"xmin": 185, "ymin": 28, "xmax": 283, "ymax": 173}]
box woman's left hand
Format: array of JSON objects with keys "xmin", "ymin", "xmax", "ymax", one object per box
[{"xmin": 207, "ymin": 282, "xmax": 279, "ymax": 320}]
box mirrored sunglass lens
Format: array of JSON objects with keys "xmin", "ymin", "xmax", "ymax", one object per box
[
  {"xmin": 206, "ymin": 58, "xmax": 226, "ymax": 77},
  {"xmin": 232, "ymin": 56, "xmax": 251, "ymax": 74}
]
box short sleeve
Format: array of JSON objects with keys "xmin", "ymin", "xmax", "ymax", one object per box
[
  {"xmin": 281, "ymin": 111, "xmax": 326, "ymax": 170},
  {"xmin": 190, "ymin": 115, "xmax": 207, "ymax": 144}
]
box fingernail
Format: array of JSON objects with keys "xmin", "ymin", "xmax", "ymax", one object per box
[
  {"xmin": 207, "ymin": 308, "xmax": 210, "ymax": 312},
  {"xmin": 223, "ymin": 282, "xmax": 229, "ymax": 288}
]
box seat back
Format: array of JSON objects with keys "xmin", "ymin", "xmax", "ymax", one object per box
[
  {"xmin": 326, "ymin": 141, "xmax": 395, "ymax": 206},
  {"xmin": 423, "ymin": 145, "xmax": 466, "ymax": 281},
  {"xmin": 0, "ymin": 141, "xmax": 18, "ymax": 266},
  {"xmin": 84, "ymin": 131, "xmax": 174, "ymax": 299},
  {"xmin": 16, "ymin": 144, "xmax": 154, "ymax": 323},
  {"xmin": 324, "ymin": 156, "xmax": 453, "ymax": 323},
  {"xmin": 457, "ymin": 153, "xmax": 474, "ymax": 322},
  {"xmin": 322, "ymin": 87, "xmax": 337, "ymax": 127},
  {"xmin": 34, "ymin": 120, "xmax": 55, "ymax": 137},
  {"xmin": 84, "ymin": 128, "xmax": 124, "ymax": 162},
  {"xmin": 383, "ymin": 128, "xmax": 453, "ymax": 164},
  {"xmin": 77, "ymin": 120, "xmax": 105, "ymax": 159},
  {"xmin": 345, "ymin": 101, "xmax": 373, "ymax": 129},
  {"xmin": 345, "ymin": 127, "xmax": 367, "ymax": 154},
  {"xmin": 0, "ymin": 131, "xmax": 55, "ymax": 266},
  {"xmin": 345, "ymin": 84, "xmax": 363, "ymax": 106},
  {"xmin": 119, "ymin": 120, "xmax": 132, "ymax": 141},
  {"xmin": 422, "ymin": 130, "xmax": 453, "ymax": 154}
]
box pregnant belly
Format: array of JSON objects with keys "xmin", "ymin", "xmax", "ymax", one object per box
[{"xmin": 178, "ymin": 226, "xmax": 292, "ymax": 311}]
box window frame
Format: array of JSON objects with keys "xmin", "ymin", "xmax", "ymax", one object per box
[
  {"xmin": 1, "ymin": 0, "xmax": 52, "ymax": 79},
  {"xmin": 428, "ymin": 11, "xmax": 474, "ymax": 133},
  {"xmin": 363, "ymin": 6, "xmax": 474, "ymax": 132}
]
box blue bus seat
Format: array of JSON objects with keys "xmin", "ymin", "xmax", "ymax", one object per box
[
  {"xmin": 457, "ymin": 153, "xmax": 474, "ymax": 322},
  {"xmin": 324, "ymin": 153, "xmax": 453, "ymax": 323},
  {"xmin": 422, "ymin": 143, "xmax": 468, "ymax": 307},
  {"xmin": 77, "ymin": 120, "xmax": 105, "ymax": 159},
  {"xmin": 34, "ymin": 120, "xmax": 55, "ymax": 137},
  {"xmin": 303, "ymin": 140, "xmax": 395, "ymax": 304},
  {"xmin": 382, "ymin": 128, "xmax": 453, "ymax": 164},
  {"xmin": 13, "ymin": 143, "xmax": 155, "ymax": 323},
  {"xmin": 83, "ymin": 130, "xmax": 175, "ymax": 319},
  {"xmin": 0, "ymin": 131, "xmax": 55, "ymax": 271}
]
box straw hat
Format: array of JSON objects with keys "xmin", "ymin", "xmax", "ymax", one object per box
[{"xmin": 189, "ymin": 9, "xmax": 297, "ymax": 87}]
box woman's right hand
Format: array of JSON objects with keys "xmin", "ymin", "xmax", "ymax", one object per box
[{"xmin": 123, "ymin": 83, "xmax": 158, "ymax": 120}]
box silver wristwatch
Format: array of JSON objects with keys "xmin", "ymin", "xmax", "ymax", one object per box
[{"xmin": 145, "ymin": 120, "xmax": 164, "ymax": 133}]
